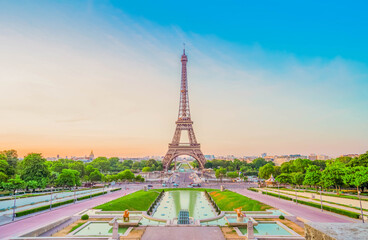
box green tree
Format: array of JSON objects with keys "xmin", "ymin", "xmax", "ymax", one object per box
[
  {"xmin": 275, "ymin": 173, "xmax": 292, "ymax": 184},
  {"xmin": 26, "ymin": 180, "xmax": 39, "ymax": 192},
  {"xmin": 2, "ymin": 175, "xmax": 25, "ymax": 193},
  {"xmin": 343, "ymin": 166, "xmax": 368, "ymax": 192},
  {"xmin": 293, "ymin": 158, "xmax": 313, "ymax": 173},
  {"xmin": 303, "ymin": 165, "xmax": 321, "ymax": 191},
  {"xmin": 252, "ymin": 158, "xmax": 268, "ymax": 170},
  {"xmin": 215, "ymin": 168, "xmax": 227, "ymax": 182},
  {"xmin": 57, "ymin": 169, "xmax": 81, "ymax": 188},
  {"xmin": 89, "ymin": 169, "xmax": 103, "ymax": 183},
  {"xmin": 91, "ymin": 157, "xmax": 110, "ymax": 172},
  {"xmin": 292, "ymin": 172, "xmax": 305, "ymax": 187},
  {"xmin": 258, "ymin": 163, "xmax": 275, "ymax": 179},
  {"xmin": 0, "ymin": 172, "xmax": 8, "ymax": 183},
  {"xmin": 227, "ymin": 171, "xmax": 239, "ymax": 178},
  {"xmin": 20, "ymin": 153, "xmax": 50, "ymax": 183},
  {"xmin": 320, "ymin": 161, "xmax": 345, "ymax": 192},
  {"xmin": 142, "ymin": 167, "xmax": 151, "ymax": 172}
]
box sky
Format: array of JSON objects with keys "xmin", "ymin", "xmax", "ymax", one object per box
[{"xmin": 0, "ymin": 1, "xmax": 367, "ymax": 158}]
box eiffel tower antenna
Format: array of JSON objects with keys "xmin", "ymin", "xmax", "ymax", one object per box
[{"xmin": 162, "ymin": 49, "xmax": 206, "ymax": 171}]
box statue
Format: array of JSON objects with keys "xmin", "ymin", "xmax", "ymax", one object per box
[
  {"xmin": 123, "ymin": 209, "xmax": 130, "ymax": 222},
  {"xmin": 234, "ymin": 207, "xmax": 245, "ymax": 222}
]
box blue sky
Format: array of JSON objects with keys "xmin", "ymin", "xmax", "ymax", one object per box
[{"xmin": 0, "ymin": 1, "xmax": 367, "ymax": 157}]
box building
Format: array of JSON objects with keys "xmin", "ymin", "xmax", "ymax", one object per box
[
  {"xmin": 89, "ymin": 150, "xmax": 95, "ymax": 161},
  {"xmin": 308, "ymin": 154, "xmax": 317, "ymax": 161},
  {"xmin": 204, "ymin": 155, "xmax": 215, "ymax": 160},
  {"xmin": 261, "ymin": 153, "xmax": 267, "ymax": 158}
]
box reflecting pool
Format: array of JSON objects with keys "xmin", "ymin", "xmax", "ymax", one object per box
[{"xmin": 152, "ymin": 190, "xmax": 216, "ymax": 220}]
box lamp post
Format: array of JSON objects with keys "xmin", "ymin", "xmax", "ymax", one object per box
[
  {"xmin": 12, "ymin": 190, "xmax": 17, "ymax": 221},
  {"xmin": 50, "ymin": 187, "xmax": 53, "ymax": 210},
  {"xmin": 295, "ymin": 186, "xmax": 298, "ymax": 204},
  {"xmin": 74, "ymin": 185, "xmax": 76, "ymax": 203},
  {"xmin": 320, "ymin": 187, "xmax": 323, "ymax": 212},
  {"xmin": 358, "ymin": 191, "xmax": 364, "ymax": 223}
]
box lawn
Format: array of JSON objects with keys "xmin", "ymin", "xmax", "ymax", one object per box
[
  {"xmin": 94, "ymin": 189, "xmax": 162, "ymax": 211},
  {"xmin": 209, "ymin": 189, "xmax": 271, "ymax": 211}
]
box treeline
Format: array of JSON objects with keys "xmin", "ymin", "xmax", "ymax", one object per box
[
  {"xmin": 0, "ymin": 151, "xmax": 149, "ymax": 193},
  {"xmin": 203, "ymin": 158, "xmax": 274, "ymax": 180},
  {"xmin": 258, "ymin": 152, "xmax": 368, "ymax": 193}
]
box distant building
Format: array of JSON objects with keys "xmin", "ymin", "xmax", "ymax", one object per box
[
  {"xmin": 204, "ymin": 155, "xmax": 215, "ymax": 160},
  {"xmin": 261, "ymin": 153, "xmax": 267, "ymax": 158},
  {"xmin": 89, "ymin": 150, "xmax": 94, "ymax": 161},
  {"xmin": 309, "ymin": 154, "xmax": 317, "ymax": 161},
  {"xmin": 341, "ymin": 154, "xmax": 360, "ymax": 158},
  {"xmin": 317, "ymin": 155, "xmax": 330, "ymax": 160}
]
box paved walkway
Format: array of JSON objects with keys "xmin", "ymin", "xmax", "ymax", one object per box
[
  {"xmin": 259, "ymin": 188, "xmax": 368, "ymax": 217},
  {"xmin": 266, "ymin": 188, "xmax": 368, "ymax": 210},
  {"xmin": 234, "ymin": 189, "xmax": 354, "ymax": 223},
  {"xmin": 0, "ymin": 188, "xmax": 138, "ymax": 239},
  {"xmin": 142, "ymin": 227, "xmax": 225, "ymax": 240}
]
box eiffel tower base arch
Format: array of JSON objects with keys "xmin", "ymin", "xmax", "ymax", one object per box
[{"xmin": 163, "ymin": 146, "xmax": 206, "ymax": 171}]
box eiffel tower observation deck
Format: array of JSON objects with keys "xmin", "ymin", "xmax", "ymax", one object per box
[{"xmin": 162, "ymin": 48, "xmax": 206, "ymax": 171}]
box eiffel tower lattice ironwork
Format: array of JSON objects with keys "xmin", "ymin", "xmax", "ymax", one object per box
[{"xmin": 163, "ymin": 48, "xmax": 206, "ymax": 171}]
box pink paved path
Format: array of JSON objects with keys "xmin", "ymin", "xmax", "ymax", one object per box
[
  {"xmin": 235, "ymin": 189, "xmax": 353, "ymax": 223},
  {"xmin": 0, "ymin": 188, "xmax": 137, "ymax": 239}
]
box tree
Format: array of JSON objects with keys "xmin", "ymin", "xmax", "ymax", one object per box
[
  {"xmin": 57, "ymin": 169, "xmax": 80, "ymax": 188},
  {"xmin": 68, "ymin": 161, "xmax": 85, "ymax": 177},
  {"xmin": 20, "ymin": 153, "xmax": 50, "ymax": 183},
  {"xmin": 275, "ymin": 173, "xmax": 292, "ymax": 185},
  {"xmin": 227, "ymin": 171, "xmax": 239, "ymax": 178},
  {"xmin": 204, "ymin": 161, "xmax": 213, "ymax": 168},
  {"xmin": 293, "ymin": 158, "xmax": 313, "ymax": 173},
  {"xmin": 0, "ymin": 149, "xmax": 18, "ymax": 172},
  {"xmin": 258, "ymin": 163, "xmax": 275, "ymax": 179},
  {"xmin": 320, "ymin": 161, "xmax": 345, "ymax": 192},
  {"xmin": 135, "ymin": 175, "xmax": 145, "ymax": 182},
  {"xmin": 303, "ymin": 165, "xmax": 321, "ymax": 191},
  {"xmin": 215, "ymin": 168, "xmax": 227, "ymax": 182},
  {"xmin": 117, "ymin": 169, "xmax": 135, "ymax": 181},
  {"xmin": 252, "ymin": 158, "xmax": 268, "ymax": 170},
  {"xmin": 343, "ymin": 166, "xmax": 368, "ymax": 193},
  {"xmin": 348, "ymin": 152, "xmax": 368, "ymax": 167},
  {"xmin": 91, "ymin": 157, "xmax": 110, "ymax": 172},
  {"xmin": 142, "ymin": 167, "xmax": 151, "ymax": 172},
  {"xmin": 26, "ymin": 180, "xmax": 39, "ymax": 192},
  {"xmin": 89, "ymin": 169, "xmax": 102, "ymax": 183},
  {"xmin": 292, "ymin": 172, "xmax": 305, "ymax": 187},
  {"xmin": 2, "ymin": 175, "xmax": 25, "ymax": 193},
  {"xmin": 0, "ymin": 172, "xmax": 8, "ymax": 183}
]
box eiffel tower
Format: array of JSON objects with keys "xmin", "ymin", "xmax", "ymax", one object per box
[{"xmin": 163, "ymin": 48, "xmax": 206, "ymax": 171}]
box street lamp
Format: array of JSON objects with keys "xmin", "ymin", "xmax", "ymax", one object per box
[
  {"xmin": 74, "ymin": 184, "xmax": 77, "ymax": 203},
  {"xmin": 50, "ymin": 186, "xmax": 53, "ymax": 210},
  {"xmin": 358, "ymin": 191, "xmax": 364, "ymax": 223},
  {"xmin": 12, "ymin": 190, "xmax": 17, "ymax": 221},
  {"xmin": 295, "ymin": 186, "xmax": 298, "ymax": 204},
  {"xmin": 320, "ymin": 187, "xmax": 323, "ymax": 212}
]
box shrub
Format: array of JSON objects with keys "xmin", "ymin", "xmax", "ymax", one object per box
[
  {"xmin": 279, "ymin": 215, "xmax": 285, "ymax": 220},
  {"xmin": 81, "ymin": 214, "xmax": 89, "ymax": 220},
  {"xmin": 111, "ymin": 188, "xmax": 121, "ymax": 192},
  {"xmin": 248, "ymin": 188, "xmax": 258, "ymax": 192}
]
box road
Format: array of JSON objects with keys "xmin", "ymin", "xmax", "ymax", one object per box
[
  {"xmin": 0, "ymin": 187, "xmax": 139, "ymax": 239},
  {"xmin": 234, "ymin": 188, "xmax": 354, "ymax": 223}
]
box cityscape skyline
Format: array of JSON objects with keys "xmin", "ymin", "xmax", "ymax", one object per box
[{"xmin": 1, "ymin": 1, "xmax": 368, "ymax": 158}]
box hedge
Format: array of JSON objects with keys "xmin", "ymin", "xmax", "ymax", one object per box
[
  {"xmin": 248, "ymin": 188, "xmax": 258, "ymax": 192},
  {"xmin": 16, "ymin": 191, "xmax": 107, "ymax": 217},
  {"xmin": 16, "ymin": 199, "xmax": 74, "ymax": 217},
  {"xmin": 262, "ymin": 191, "xmax": 293, "ymax": 201},
  {"xmin": 292, "ymin": 199, "xmax": 361, "ymax": 219},
  {"xmin": 111, "ymin": 188, "xmax": 122, "ymax": 192},
  {"xmin": 262, "ymin": 190, "xmax": 361, "ymax": 219}
]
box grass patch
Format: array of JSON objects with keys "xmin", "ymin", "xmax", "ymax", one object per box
[
  {"xmin": 68, "ymin": 222, "xmax": 84, "ymax": 233},
  {"xmin": 94, "ymin": 190, "xmax": 161, "ymax": 211},
  {"xmin": 209, "ymin": 189, "xmax": 271, "ymax": 211}
]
